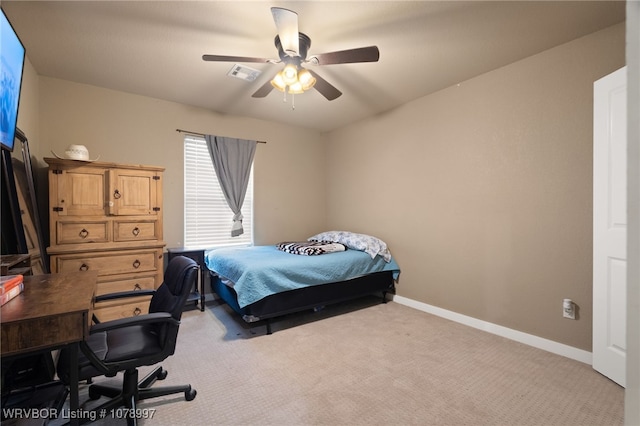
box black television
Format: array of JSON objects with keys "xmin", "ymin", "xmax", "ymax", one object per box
[{"xmin": 0, "ymin": 8, "xmax": 25, "ymax": 152}]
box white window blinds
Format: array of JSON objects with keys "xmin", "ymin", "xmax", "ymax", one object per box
[{"xmin": 184, "ymin": 136, "xmax": 253, "ymax": 248}]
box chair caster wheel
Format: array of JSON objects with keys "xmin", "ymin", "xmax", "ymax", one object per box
[
  {"xmin": 185, "ymin": 387, "xmax": 197, "ymax": 401},
  {"xmin": 157, "ymin": 368, "xmax": 168, "ymax": 380}
]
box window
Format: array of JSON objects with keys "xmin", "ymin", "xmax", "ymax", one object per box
[{"xmin": 184, "ymin": 136, "xmax": 253, "ymax": 248}]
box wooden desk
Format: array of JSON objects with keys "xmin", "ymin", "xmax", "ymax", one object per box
[{"xmin": 1, "ymin": 271, "xmax": 97, "ymax": 424}]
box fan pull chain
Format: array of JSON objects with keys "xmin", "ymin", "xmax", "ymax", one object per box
[{"xmin": 279, "ymin": 86, "xmax": 296, "ymax": 109}]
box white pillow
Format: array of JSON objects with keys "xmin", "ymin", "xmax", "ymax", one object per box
[{"xmin": 308, "ymin": 231, "xmax": 392, "ymax": 262}]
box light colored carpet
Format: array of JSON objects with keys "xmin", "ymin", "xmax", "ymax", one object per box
[{"xmin": 66, "ymin": 297, "xmax": 623, "ymax": 425}]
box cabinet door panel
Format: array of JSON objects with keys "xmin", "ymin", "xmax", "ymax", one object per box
[
  {"xmin": 109, "ymin": 170, "xmax": 159, "ymax": 216},
  {"xmin": 58, "ymin": 169, "xmax": 107, "ymax": 216}
]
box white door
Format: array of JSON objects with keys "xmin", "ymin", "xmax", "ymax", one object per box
[{"xmin": 593, "ymin": 66, "xmax": 627, "ymax": 387}]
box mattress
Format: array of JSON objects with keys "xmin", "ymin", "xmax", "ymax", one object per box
[{"xmin": 205, "ymin": 245, "xmax": 401, "ymax": 308}]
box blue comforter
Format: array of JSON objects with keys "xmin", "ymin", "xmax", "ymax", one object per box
[{"xmin": 205, "ymin": 245, "xmax": 401, "ymax": 308}]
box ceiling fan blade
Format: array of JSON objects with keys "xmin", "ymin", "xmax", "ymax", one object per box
[
  {"xmin": 308, "ymin": 70, "xmax": 342, "ymax": 101},
  {"xmin": 203, "ymin": 54, "xmax": 271, "ymax": 63},
  {"xmin": 271, "ymin": 7, "xmax": 299, "ymax": 56},
  {"xmin": 310, "ymin": 46, "xmax": 380, "ymax": 65},
  {"xmin": 252, "ymin": 79, "xmax": 275, "ymax": 98}
]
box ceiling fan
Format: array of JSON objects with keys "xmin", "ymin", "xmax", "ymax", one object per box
[{"xmin": 202, "ymin": 7, "xmax": 380, "ymax": 101}]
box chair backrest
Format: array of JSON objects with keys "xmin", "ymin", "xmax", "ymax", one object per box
[{"xmin": 149, "ymin": 256, "xmax": 198, "ymax": 320}]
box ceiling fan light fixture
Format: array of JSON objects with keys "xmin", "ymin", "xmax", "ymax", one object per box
[
  {"xmin": 288, "ymin": 81, "xmax": 304, "ymax": 94},
  {"xmin": 298, "ymin": 68, "xmax": 316, "ymax": 90},
  {"xmin": 270, "ymin": 65, "xmax": 315, "ymax": 95},
  {"xmin": 281, "ymin": 64, "xmax": 298, "ymax": 85},
  {"xmin": 270, "ymin": 72, "xmax": 287, "ymax": 92}
]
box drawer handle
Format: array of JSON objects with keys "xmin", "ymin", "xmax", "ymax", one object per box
[
  {"xmin": 79, "ymin": 263, "xmax": 89, "ymax": 271},
  {"xmin": 133, "ymin": 259, "xmax": 141, "ymax": 269},
  {"xmin": 114, "ymin": 189, "xmax": 122, "ymax": 199},
  {"xmin": 133, "ymin": 307, "xmax": 142, "ymax": 316},
  {"xmin": 134, "ymin": 283, "xmax": 142, "ymax": 291},
  {"xmin": 132, "ymin": 227, "xmax": 140, "ymax": 237},
  {"xmin": 79, "ymin": 228, "xmax": 89, "ymax": 239}
]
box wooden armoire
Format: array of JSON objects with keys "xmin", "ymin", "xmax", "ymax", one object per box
[{"xmin": 45, "ymin": 158, "xmax": 165, "ymax": 321}]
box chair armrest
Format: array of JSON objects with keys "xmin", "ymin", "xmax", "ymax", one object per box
[
  {"xmin": 90, "ymin": 312, "xmax": 178, "ymax": 334},
  {"xmin": 94, "ymin": 289, "xmax": 156, "ymax": 303}
]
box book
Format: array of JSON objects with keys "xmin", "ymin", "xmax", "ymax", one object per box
[
  {"xmin": 0, "ymin": 274, "xmax": 24, "ymax": 294},
  {"xmin": 1, "ymin": 282, "xmax": 24, "ymax": 306}
]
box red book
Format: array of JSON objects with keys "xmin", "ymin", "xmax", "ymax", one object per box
[
  {"xmin": 1, "ymin": 282, "xmax": 24, "ymax": 305},
  {"xmin": 0, "ymin": 275, "xmax": 24, "ymax": 294}
]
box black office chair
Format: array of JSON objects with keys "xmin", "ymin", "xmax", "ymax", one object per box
[{"xmin": 57, "ymin": 256, "xmax": 199, "ymax": 425}]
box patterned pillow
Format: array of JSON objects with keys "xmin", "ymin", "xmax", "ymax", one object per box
[{"xmin": 308, "ymin": 231, "xmax": 392, "ymax": 262}]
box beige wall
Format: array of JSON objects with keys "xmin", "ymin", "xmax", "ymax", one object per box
[
  {"xmin": 325, "ymin": 23, "xmax": 625, "ymax": 351},
  {"xmin": 26, "ymin": 78, "xmax": 327, "ymax": 249},
  {"xmin": 14, "ymin": 58, "xmax": 40, "ymax": 157}
]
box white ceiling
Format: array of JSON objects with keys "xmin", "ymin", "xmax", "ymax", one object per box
[{"xmin": 2, "ymin": 1, "xmax": 625, "ymax": 133}]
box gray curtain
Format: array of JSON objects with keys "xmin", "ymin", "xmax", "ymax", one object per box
[{"xmin": 205, "ymin": 135, "xmax": 257, "ymax": 237}]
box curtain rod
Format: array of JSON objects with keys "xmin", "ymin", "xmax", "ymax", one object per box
[{"xmin": 176, "ymin": 128, "xmax": 266, "ymax": 144}]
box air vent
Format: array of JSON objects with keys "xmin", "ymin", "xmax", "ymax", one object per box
[{"xmin": 227, "ymin": 64, "xmax": 262, "ymax": 82}]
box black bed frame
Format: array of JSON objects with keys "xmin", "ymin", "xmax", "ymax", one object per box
[{"xmin": 210, "ymin": 270, "xmax": 395, "ymax": 334}]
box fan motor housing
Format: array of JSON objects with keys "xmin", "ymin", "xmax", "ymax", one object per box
[{"xmin": 275, "ymin": 33, "xmax": 311, "ymax": 61}]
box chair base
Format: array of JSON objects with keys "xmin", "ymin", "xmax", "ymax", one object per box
[{"xmin": 86, "ymin": 366, "xmax": 196, "ymax": 426}]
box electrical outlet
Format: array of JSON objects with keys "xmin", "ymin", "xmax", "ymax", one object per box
[{"xmin": 563, "ymin": 299, "xmax": 575, "ymax": 319}]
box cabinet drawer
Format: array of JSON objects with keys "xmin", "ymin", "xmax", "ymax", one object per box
[
  {"xmin": 56, "ymin": 221, "xmax": 109, "ymax": 245},
  {"xmin": 53, "ymin": 250, "xmax": 159, "ymax": 276},
  {"xmin": 113, "ymin": 220, "xmax": 159, "ymax": 242},
  {"xmin": 94, "ymin": 297, "xmax": 151, "ymax": 322},
  {"xmin": 96, "ymin": 274, "xmax": 157, "ymax": 296}
]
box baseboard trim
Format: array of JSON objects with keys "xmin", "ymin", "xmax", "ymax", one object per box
[{"xmin": 391, "ymin": 295, "xmax": 592, "ymax": 365}]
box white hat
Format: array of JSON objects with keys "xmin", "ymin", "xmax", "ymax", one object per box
[{"xmin": 52, "ymin": 145, "xmax": 100, "ymax": 162}]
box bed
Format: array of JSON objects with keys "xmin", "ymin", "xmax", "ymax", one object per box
[{"xmin": 205, "ymin": 231, "xmax": 401, "ymax": 334}]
